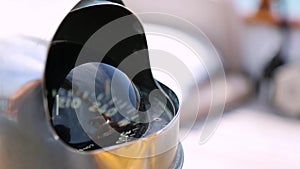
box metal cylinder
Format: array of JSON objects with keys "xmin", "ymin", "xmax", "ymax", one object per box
[{"xmin": 0, "ymin": 0, "xmax": 183, "ymax": 168}]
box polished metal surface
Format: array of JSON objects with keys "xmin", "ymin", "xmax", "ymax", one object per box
[
  {"xmin": 0, "ymin": 80, "xmax": 180, "ymax": 169},
  {"xmin": 0, "ymin": 0, "xmax": 182, "ymax": 168}
]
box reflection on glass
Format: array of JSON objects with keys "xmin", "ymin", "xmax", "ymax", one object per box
[{"xmin": 51, "ymin": 63, "xmax": 174, "ymax": 151}]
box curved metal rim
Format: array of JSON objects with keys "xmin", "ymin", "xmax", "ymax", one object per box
[{"xmin": 42, "ymin": 0, "xmax": 181, "ymax": 158}]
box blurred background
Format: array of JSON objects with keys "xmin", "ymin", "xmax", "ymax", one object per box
[
  {"xmin": 1, "ymin": 0, "xmax": 300, "ymax": 168},
  {"xmin": 124, "ymin": 0, "xmax": 300, "ymax": 168}
]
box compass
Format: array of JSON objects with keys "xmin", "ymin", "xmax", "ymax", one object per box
[
  {"xmin": 46, "ymin": 41, "xmax": 177, "ymax": 151},
  {"xmin": 0, "ymin": 0, "xmax": 183, "ymax": 168},
  {"xmin": 52, "ymin": 62, "xmax": 149, "ymax": 150}
]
